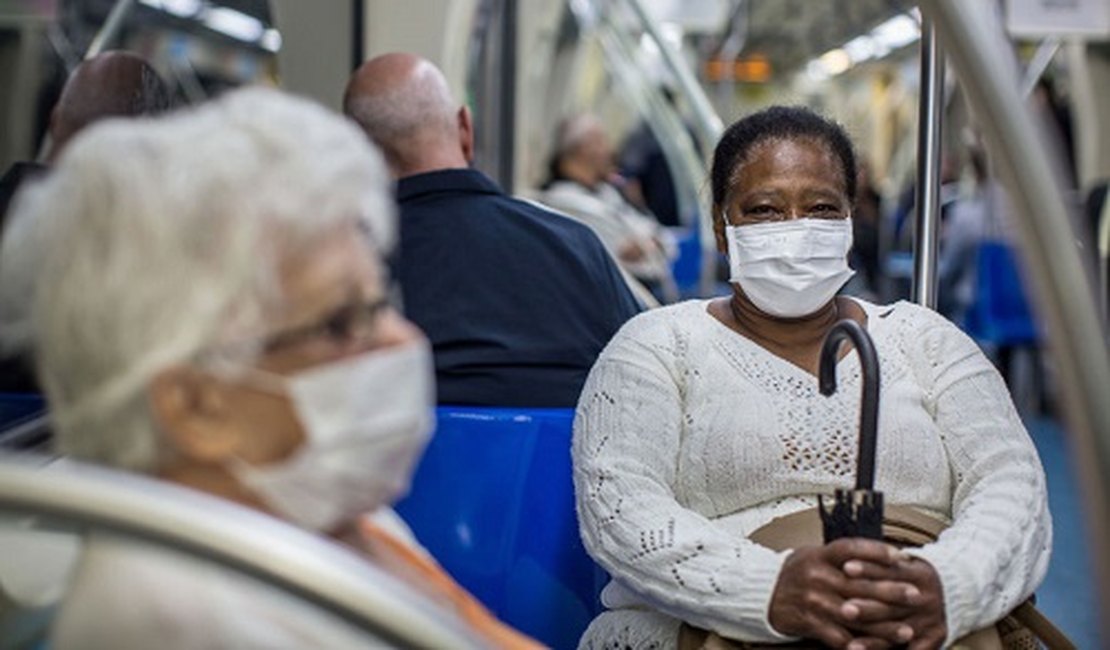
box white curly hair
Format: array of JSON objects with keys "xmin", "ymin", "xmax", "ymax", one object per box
[{"xmin": 0, "ymin": 86, "xmax": 395, "ymax": 470}]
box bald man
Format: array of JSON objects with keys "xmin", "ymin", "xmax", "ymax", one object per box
[
  {"xmin": 0, "ymin": 50, "xmax": 170, "ymax": 392},
  {"xmin": 2, "ymin": 51, "xmax": 171, "ymax": 223},
  {"xmin": 344, "ymin": 53, "xmax": 641, "ymax": 407}
]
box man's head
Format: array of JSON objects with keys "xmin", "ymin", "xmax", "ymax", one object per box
[
  {"xmin": 343, "ymin": 53, "xmax": 473, "ymax": 178},
  {"xmin": 550, "ymin": 113, "xmax": 615, "ymax": 188},
  {"xmin": 47, "ymin": 50, "xmax": 172, "ymax": 162},
  {"xmin": 1, "ymin": 89, "xmax": 429, "ymax": 529}
]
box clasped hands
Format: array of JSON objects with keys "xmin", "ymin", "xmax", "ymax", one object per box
[{"xmin": 768, "ymin": 538, "xmax": 946, "ymax": 650}]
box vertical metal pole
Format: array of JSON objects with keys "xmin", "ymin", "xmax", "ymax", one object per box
[
  {"xmin": 351, "ymin": 0, "xmax": 364, "ymax": 71},
  {"xmin": 912, "ymin": 19, "xmax": 944, "ymax": 309},
  {"xmin": 923, "ymin": 0, "xmax": 1110, "ymax": 633},
  {"xmin": 496, "ymin": 0, "xmax": 517, "ymax": 193}
]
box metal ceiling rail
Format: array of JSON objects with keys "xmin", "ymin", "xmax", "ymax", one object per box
[
  {"xmin": 619, "ymin": 0, "xmax": 725, "ymax": 296},
  {"xmin": 920, "ymin": 1, "xmax": 1110, "ymax": 635}
]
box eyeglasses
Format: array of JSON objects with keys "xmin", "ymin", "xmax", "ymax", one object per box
[{"xmin": 258, "ymin": 297, "xmax": 391, "ymax": 355}]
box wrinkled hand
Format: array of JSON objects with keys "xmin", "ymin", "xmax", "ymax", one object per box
[
  {"xmin": 840, "ymin": 555, "xmax": 947, "ymax": 650},
  {"xmin": 769, "ymin": 539, "xmax": 919, "ymax": 649}
]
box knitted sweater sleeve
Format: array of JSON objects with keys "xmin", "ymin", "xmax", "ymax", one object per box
[
  {"xmin": 572, "ymin": 313, "xmax": 796, "ymax": 642},
  {"xmin": 900, "ymin": 308, "xmax": 1051, "ymax": 644}
]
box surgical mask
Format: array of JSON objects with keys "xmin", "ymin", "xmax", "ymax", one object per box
[
  {"xmin": 229, "ymin": 339, "xmax": 434, "ymax": 532},
  {"xmin": 726, "ymin": 218, "xmax": 854, "ymax": 318}
]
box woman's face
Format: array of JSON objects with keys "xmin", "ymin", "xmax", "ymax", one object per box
[
  {"xmin": 156, "ymin": 223, "xmax": 422, "ymax": 469},
  {"xmin": 714, "ymin": 137, "xmax": 850, "ymax": 251}
]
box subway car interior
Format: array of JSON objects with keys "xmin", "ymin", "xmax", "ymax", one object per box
[{"xmin": 0, "ymin": 0, "xmax": 1108, "ymax": 648}]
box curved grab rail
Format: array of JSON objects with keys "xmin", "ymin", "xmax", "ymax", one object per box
[
  {"xmin": 0, "ymin": 455, "xmax": 484, "ymax": 649},
  {"xmin": 920, "ymin": 0, "xmax": 1110, "ymax": 630}
]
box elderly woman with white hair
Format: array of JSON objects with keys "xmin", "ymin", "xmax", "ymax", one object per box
[{"xmin": 0, "ymin": 87, "xmax": 539, "ymax": 649}]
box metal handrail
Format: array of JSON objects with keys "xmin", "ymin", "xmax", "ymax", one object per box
[
  {"xmin": 586, "ymin": 0, "xmax": 725, "ymax": 296},
  {"xmin": 0, "ymin": 456, "xmax": 484, "ymax": 648},
  {"xmin": 921, "ymin": 1, "xmax": 1110, "ymax": 634},
  {"xmin": 911, "ymin": 19, "xmax": 944, "ymax": 309},
  {"xmin": 589, "ymin": 7, "xmax": 703, "ymax": 223},
  {"xmin": 620, "ymin": 0, "xmax": 723, "ymax": 156}
]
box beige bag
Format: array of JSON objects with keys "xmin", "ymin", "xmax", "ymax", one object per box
[{"xmin": 678, "ymin": 507, "xmax": 1074, "ymax": 650}]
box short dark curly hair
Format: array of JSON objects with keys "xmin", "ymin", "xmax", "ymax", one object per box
[{"xmin": 710, "ymin": 106, "xmax": 857, "ymax": 215}]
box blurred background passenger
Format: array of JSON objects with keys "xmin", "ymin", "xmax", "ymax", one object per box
[
  {"xmin": 0, "ymin": 87, "xmax": 537, "ymax": 649},
  {"xmin": 574, "ymin": 106, "xmax": 1049, "ymax": 649},
  {"xmin": 540, "ymin": 113, "xmax": 679, "ymax": 303},
  {"xmin": 846, "ymin": 160, "xmax": 882, "ymax": 300},
  {"xmin": 617, "ymin": 87, "xmax": 692, "ymax": 228},
  {"xmin": 0, "ymin": 50, "xmax": 171, "ymax": 393},
  {"xmin": 939, "ymin": 146, "xmax": 996, "ymax": 325},
  {"xmin": 343, "ymin": 53, "xmax": 641, "ymax": 408}
]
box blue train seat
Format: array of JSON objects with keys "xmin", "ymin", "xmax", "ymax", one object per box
[
  {"xmin": 394, "ymin": 407, "xmax": 606, "ymax": 650},
  {"xmin": 670, "ymin": 227, "xmax": 701, "ymax": 295},
  {"xmin": 0, "ymin": 393, "xmax": 49, "ymax": 451},
  {"xmin": 964, "ymin": 241, "xmax": 1039, "ymax": 345}
]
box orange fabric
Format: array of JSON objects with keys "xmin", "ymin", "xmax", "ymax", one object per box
[{"xmin": 357, "ymin": 518, "xmax": 545, "ymax": 650}]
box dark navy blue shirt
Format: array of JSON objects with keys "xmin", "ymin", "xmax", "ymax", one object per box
[{"xmin": 395, "ymin": 168, "xmax": 642, "ymax": 407}]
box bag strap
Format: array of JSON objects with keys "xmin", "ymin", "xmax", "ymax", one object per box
[{"xmin": 1009, "ymin": 600, "xmax": 1076, "ymax": 650}]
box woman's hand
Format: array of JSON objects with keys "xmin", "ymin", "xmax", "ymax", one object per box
[
  {"xmin": 841, "ymin": 555, "xmax": 947, "ymax": 650},
  {"xmin": 769, "ymin": 539, "xmax": 917, "ymax": 649}
]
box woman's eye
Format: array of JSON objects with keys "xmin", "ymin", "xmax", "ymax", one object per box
[
  {"xmin": 809, "ymin": 204, "xmax": 841, "ymax": 217},
  {"xmin": 746, "ymin": 205, "xmax": 778, "ymax": 216},
  {"xmin": 322, "ymin": 308, "xmax": 357, "ymax": 341}
]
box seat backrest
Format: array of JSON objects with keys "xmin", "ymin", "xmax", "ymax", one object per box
[
  {"xmin": 394, "ymin": 407, "xmax": 605, "ymax": 650},
  {"xmin": 965, "ymin": 241, "xmax": 1039, "ymax": 345},
  {"xmin": 0, "ymin": 394, "xmax": 49, "ymax": 451},
  {"xmin": 670, "ymin": 226, "xmax": 702, "ymax": 294}
]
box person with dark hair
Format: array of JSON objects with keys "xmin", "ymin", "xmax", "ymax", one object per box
[
  {"xmin": 574, "ymin": 105, "xmax": 1049, "ymax": 648},
  {"xmin": 343, "ymin": 53, "xmax": 641, "ymax": 408}
]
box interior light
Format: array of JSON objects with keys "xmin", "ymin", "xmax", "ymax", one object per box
[
  {"xmin": 203, "ymin": 6, "xmax": 265, "ymax": 43},
  {"xmin": 871, "ymin": 15, "xmax": 919, "ymax": 51},
  {"xmin": 259, "ymin": 28, "xmax": 283, "ymax": 53},
  {"xmin": 805, "ymin": 60, "xmax": 832, "ymax": 83},
  {"xmin": 818, "ymin": 48, "xmax": 852, "ymax": 75},
  {"xmin": 843, "ymin": 35, "xmax": 877, "ymax": 64}
]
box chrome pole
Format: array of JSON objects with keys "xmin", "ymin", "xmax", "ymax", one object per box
[
  {"xmin": 85, "ymin": 0, "xmax": 136, "ymax": 60},
  {"xmin": 922, "ymin": 0, "xmax": 1110, "ymax": 633},
  {"xmin": 912, "ymin": 19, "xmax": 944, "ymax": 309}
]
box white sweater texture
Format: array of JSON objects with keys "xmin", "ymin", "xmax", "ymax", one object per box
[{"xmin": 573, "ymin": 298, "xmax": 1050, "ymax": 648}]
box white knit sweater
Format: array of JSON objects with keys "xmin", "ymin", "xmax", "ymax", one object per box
[{"xmin": 573, "ymin": 298, "xmax": 1050, "ymax": 648}]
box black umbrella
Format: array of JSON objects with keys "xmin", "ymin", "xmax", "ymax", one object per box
[{"xmin": 817, "ymin": 319, "xmax": 883, "ymax": 543}]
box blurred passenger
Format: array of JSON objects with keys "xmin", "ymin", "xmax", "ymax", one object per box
[
  {"xmin": 541, "ymin": 113, "xmax": 678, "ymax": 302},
  {"xmin": 0, "ymin": 50, "xmax": 171, "ymax": 393},
  {"xmin": 846, "ymin": 160, "xmax": 881, "ymax": 299},
  {"xmin": 619, "ymin": 120, "xmax": 682, "ymax": 227},
  {"xmin": 0, "ymin": 88, "xmax": 538, "ymax": 649},
  {"xmin": 0, "ymin": 50, "xmax": 171, "ymax": 222},
  {"xmin": 939, "ymin": 148, "xmax": 996, "ymax": 324},
  {"xmin": 343, "ymin": 53, "xmax": 641, "ymax": 408},
  {"xmin": 574, "ymin": 106, "xmax": 1049, "ymax": 649}
]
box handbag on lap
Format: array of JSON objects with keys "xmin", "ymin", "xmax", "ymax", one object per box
[{"xmin": 677, "ymin": 505, "xmax": 1074, "ymax": 650}]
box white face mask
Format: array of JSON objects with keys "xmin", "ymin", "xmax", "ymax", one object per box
[
  {"xmin": 228, "ymin": 339, "xmax": 434, "ymax": 532},
  {"xmin": 726, "ymin": 218, "xmax": 855, "ymax": 318}
]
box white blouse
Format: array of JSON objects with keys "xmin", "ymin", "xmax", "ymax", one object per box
[{"xmin": 573, "ymin": 298, "xmax": 1050, "ymax": 648}]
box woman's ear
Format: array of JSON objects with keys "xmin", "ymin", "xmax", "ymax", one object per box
[
  {"xmin": 713, "ymin": 209, "xmax": 728, "ymax": 255},
  {"xmin": 148, "ymin": 366, "xmax": 241, "ymax": 464}
]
